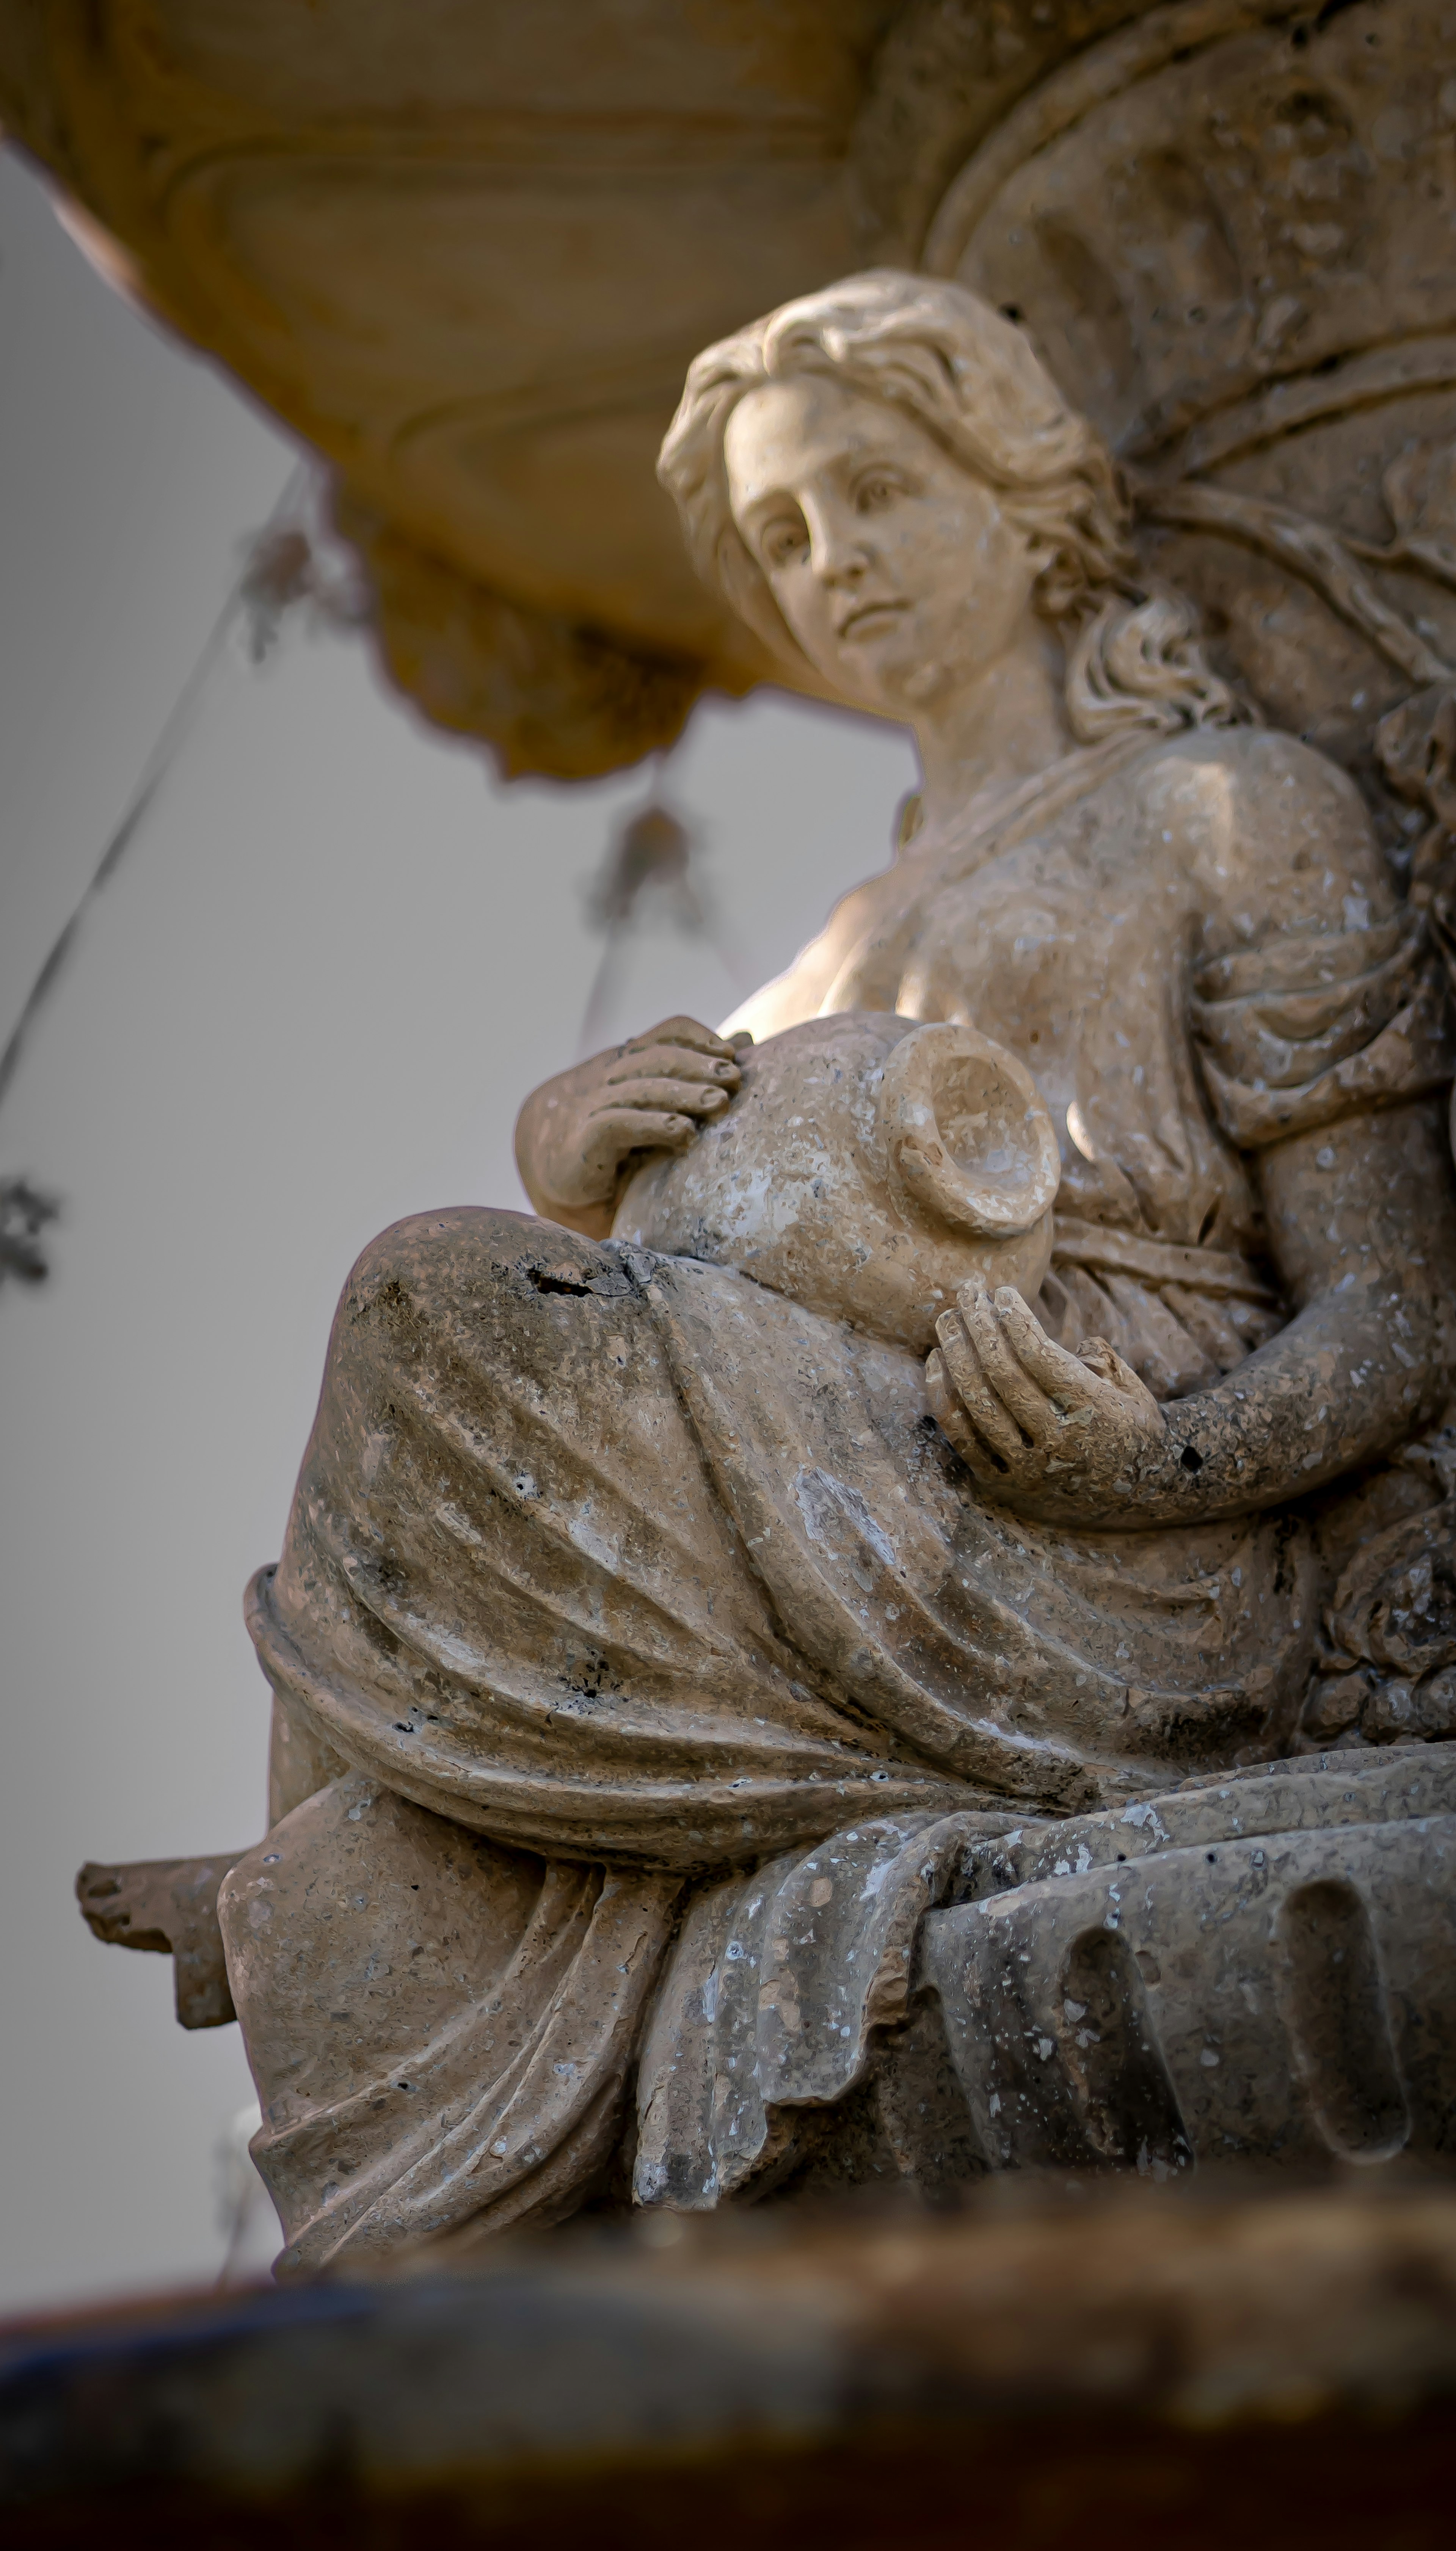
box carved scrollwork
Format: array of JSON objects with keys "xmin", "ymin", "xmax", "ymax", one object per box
[
  {"xmin": 1309, "ymin": 1473, "xmax": 1456, "ymax": 1748},
  {"xmin": 1132, "ymin": 471, "xmax": 1455, "ymax": 693},
  {"xmin": 1377, "ymin": 682, "xmax": 1456, "ymax": 907},
  {"xmin": 1133, "ymin": 436, "xmax": 1456, "ymax": 903}
]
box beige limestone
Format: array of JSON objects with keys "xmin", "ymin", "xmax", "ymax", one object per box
[
  {"xmin": 64, "ymin": 0, "xmax": 1456, "ymax": 2267},
  {"xmin": 11, "ymin": 2, "xmax": 1456, "ymax": 781},
  {"xmin": 75, "ymin": 1854, "xmax": 241, "ymax": 2030},
  {"xmin": 220, "ymin": 258, "xmax": 1456, "ymax": 2267},
  {"xmin": 612, "ymin": 1011, "xmax": 1059, "ymax": 1353},
  {"xmin": 0, "ymin": 1, "xmax": 898, "ymax": 775}
]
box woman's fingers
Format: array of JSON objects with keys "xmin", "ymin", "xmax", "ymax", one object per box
[
  {"xmin": 925, "ymin": 1350, "xmax": 1005, "ymax": 1477},
  {"xmin": 994, "ymin": 1296, "xmax": 1158, "ymax": 1431},
  {"xmin": 926, "ymin": 1351, "xmax": 1024, "ymax": 1484},
  {"xmin": 1075, "ymin": 1334, "xmax": 1164, "ymax": 1438},
  {"xmin": 955, "ymin": 1283, "xmax": 1065, "ymax": 1441},
  {"xmin": 605, "ymin": 1044, "xmax": 741, "ymax": 1093},
  {"xmin": 933, "ymin": 1309, "xmax": 1026, "ymax": 1463},
  {"xmin": 984, "ymin": 1284, "xmax": 1105, "ymax": 1413},
  {"xmin": 928, "ymin": 1290, "xmax": 1166, "ymax": 1520},
  {"xmin": 592, "ymin": 1076, "xmax": 732, "ymax": 1119},
  {"xmin": 587, "ymin": 1107, "xmax": 701, "ymax": 1155},
  {"xmin": 1076, "ymin": 1333, "xmax": 1152, "ymax": 1398},
  {"xmin": 625, "ymin": 1016, "xmax": 740, "ymax": 1061}
]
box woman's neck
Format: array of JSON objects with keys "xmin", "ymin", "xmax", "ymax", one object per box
[{"xmin": 910, "ymin": 617, "xmax": 1077, "ymax": 837}]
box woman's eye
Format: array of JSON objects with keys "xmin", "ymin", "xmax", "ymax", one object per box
[
  {"xmin": 764, "ymin": 521, "xmax": 808, "ymax": 566},
  {"xmin": 856, "ymin": 476, "xmax": 899, "ymax": 513}
]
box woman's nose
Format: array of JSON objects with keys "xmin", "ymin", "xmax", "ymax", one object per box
[
  {"xmin": 803, "ymin": 500, "xmax": 871, "ymax": 585},
  {"xmin": 813, "ymin": 535, "xmax": 872, "ymax": 590}
]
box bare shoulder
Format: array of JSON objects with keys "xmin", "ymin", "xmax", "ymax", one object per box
[
  {"xmin": 1124, "ymin": 724, "xmax": 1396, "ymax": 943},
  {"xmin": 723, "ymin": 856, "xmax": 908, "ymax": 1038},
  {"xmin": 1128, "ymin": 723, "xmax": 1373, "ymax": 835}
]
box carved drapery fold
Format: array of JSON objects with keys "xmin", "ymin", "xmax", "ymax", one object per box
[{"xmin": 1191, "ymin": 912, "xmax": 1456, "ymax": 1148}]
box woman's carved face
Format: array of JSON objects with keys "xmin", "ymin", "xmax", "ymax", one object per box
[{"xmin": 723, "ymin": 371, "xmax": 1043, "ymax": 716}]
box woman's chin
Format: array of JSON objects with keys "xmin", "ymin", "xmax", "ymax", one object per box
[{"xmin": 829, "ymin": 634, "xmax": 935, "ymax": 715}]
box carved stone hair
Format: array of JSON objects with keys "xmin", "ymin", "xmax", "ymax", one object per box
[{"xmin": 658, "ymin": 269, "xmax": 1241, "ymax": 741}]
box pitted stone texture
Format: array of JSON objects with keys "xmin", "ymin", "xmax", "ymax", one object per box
[
  {"xmin": 62, "ymin": 2, "xmax": 1456, "ymax": 2261},
  {"xmin": 922, "ymin": 1744, "xmax": 1456, "ymax": 2177},
  {"xmin": 952, "ymin": 1744, "xmax": 1456, "ymax": 1899}
]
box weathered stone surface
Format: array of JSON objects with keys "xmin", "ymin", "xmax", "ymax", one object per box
[
  {"xmin": 0, "ymin": 1, "xmax": 906, "ymax": 774},
  {"xmin": 924, "ymin": 1743, "xmax": 1456, "ymax": 2176},
  {"xmin": 58, "ymin": 0, "xmax": 1456, "ymax": 2273},
  {"xmin": 10, "ymin": 4, "xmax": 1456, "ymax": 782},
  {"xmin": 75, "ymin": 1855, "xmax": 241, "ymax": 2029},
  {"xmin": 615, "ymin": 1010, "xmax": 1059, "ymax": 1352}
]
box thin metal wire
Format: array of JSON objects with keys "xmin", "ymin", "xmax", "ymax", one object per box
[
  {"xmin": 0, "ymin": 462, "xmax": 310, "ymax": 1126},
  {"xmin": 574, "ymin": 770, "xmax": 751, "ymax": 1061}
]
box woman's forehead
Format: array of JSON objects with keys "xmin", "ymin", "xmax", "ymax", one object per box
[{"xmin": 724, "ymin": 375, "xmax": 938, "ymax": 504}]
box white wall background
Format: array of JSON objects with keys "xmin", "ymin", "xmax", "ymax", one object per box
[{"xmin": 0, "ymin": 146, "xmax": 917, "ymax": 2315}]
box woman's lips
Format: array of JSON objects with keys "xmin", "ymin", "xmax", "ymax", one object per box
[{"xmin": 838, "ymin": 598, "xmax": 909, "ymax": 639}]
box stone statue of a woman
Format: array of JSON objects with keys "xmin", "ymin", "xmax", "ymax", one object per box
[{"xmin": 224, "ymin": 274, "xmax": 1456, "ymax": 2267}]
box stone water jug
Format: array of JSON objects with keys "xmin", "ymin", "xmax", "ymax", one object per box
[{"xmin": 613, "ymin": 1011, "xmax": 1060, "ymax": 1353}]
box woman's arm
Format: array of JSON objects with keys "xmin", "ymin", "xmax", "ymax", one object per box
[
  {"xmin": 927, "ymin": 1096, "xmax": 1456, "ymax": 1529},
  {"xmin": 929, "ymin": 732, "xmax": 1456, "ymax": 1527}
]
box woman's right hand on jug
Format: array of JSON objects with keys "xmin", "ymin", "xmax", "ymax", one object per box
[{"xmin": 515, "ymin": 1017, "xmax": 747, "ymax": 1237}]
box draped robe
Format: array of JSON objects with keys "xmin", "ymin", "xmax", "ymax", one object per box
[{"xmin": 221, "ymin": 727, "xmax": 1454, "ymax": 2270}]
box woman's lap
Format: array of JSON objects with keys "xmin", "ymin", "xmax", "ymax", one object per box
[{"xmin": 255, "ymin": 1209, "xmax": 956, "ymax": 1867}]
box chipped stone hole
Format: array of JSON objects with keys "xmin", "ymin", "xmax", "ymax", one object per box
[{"xmin": 525, "ymin": 1267, "xmax": 595, "ymax": 1298}]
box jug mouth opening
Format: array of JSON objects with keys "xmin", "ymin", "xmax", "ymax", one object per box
[{"xmin": 878, "ymin": 1022, "xmax": 1061, "ymax": 1239}]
